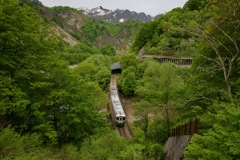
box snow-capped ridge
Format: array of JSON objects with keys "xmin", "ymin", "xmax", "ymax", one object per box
[{"xmin": 79, "ymin": 6, "xmax": 156, "ymax": 22}]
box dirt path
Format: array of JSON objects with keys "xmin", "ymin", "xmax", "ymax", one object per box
[{"xmin": 120, "ymin": 98, "xmax": 136, "ymax": 123}]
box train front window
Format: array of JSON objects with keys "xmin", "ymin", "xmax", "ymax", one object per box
[
  {"xmin": 123, "ymin": 117, "xmax": 125, "ymax": 121},
  {"xmin": 116, "ymin": 117, "xmax": 119, "ymax": 120}
]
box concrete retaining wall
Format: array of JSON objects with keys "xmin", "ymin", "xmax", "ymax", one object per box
[{"xmin": 163, "ymin": 135, "xmax": 192, "ymax": 160}]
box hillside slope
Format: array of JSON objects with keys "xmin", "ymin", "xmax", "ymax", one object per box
[
  {"xmin": 132, "ymin": 8, "xmax": 196, "ymax": 57},
  {"xmin": 31, "ymin": 3, "xmax": 142, "ymax": 53}
]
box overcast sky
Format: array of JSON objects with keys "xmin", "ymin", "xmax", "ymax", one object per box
[{"xmin": 40, "ymin": 0, "xmax": 188, "ymax": 16}]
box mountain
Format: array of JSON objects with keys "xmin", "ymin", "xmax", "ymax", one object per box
[
  {"xmin": 79, "ymin": 6, "xmax": 153, "ymax": 22},
  {"xmin": 18, "ymin": 0, "xmax": 143, "ymax": 54},
  {"xmin": 31, "ymin": 4, "xmax": 142, "ymax": 54}
]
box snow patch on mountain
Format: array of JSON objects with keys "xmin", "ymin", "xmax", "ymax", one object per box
[{"xmin": 119, "ymin": 18, "xmax": 125, "ymax": 22}]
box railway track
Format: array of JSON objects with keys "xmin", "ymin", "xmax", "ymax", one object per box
[
  {"xmin": 117, "ymin": 125, "xmax": 132, "ymax": 138},
  {"xmin": 110, "ymin": 74, "xmax": 132, "ymax": 139},
  {"xmin": 117, "ymin": 127, "xmax": 125, "ymax": 137}
]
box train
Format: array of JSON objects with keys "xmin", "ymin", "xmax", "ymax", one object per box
[{"xmin": 110, "ymin": 76, "xmax": 126, "ymax": 127}]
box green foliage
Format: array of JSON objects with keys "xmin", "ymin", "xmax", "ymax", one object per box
[
  {"xmin": 118, "ymin": 53, "xmax": 138, "ymax": 96},
  {"xmin": 79, "ymin": 131, "xmax": 143, "ymax": 160},
  {"xmin": 56, "ymin": 77, "xmax": 108, "ymax": 145},
  {"xmin": 74, "ymin": 61, "xmax": 97, "ymax": 80},
  {"xmin": 94, "ymin": 67, "xmax": 111, "ymax": 90},
  {"xmin": 147, "ymin": 117, "xmax": 169, "ymax": 143},
  {"xmin": 120, "ymin": 52, "xmax": 137, "ymax": 69},
  {"xmin": 135, "ymin": 61, "xmax": 185, "ymax": 105},
  {"xmin": 118, "ymin": 67, "xmax": 137, "ymax": 96},
  {"xmin": 133, "ymin": 100, "xmax": 152, "ymax": 134},
  {"xmin": 50, "ymin": 6, "xmax": 85, "ymax": 28},
  {"xmin": 100, "ymin": 45, "xmax": 117, "ymax": 56},
  {"xmin": 49, "ymin": 144, "xmax": 81, "ymax": 160},
  {"xmin": 185, "ymin": 0, "xmax": 240, "ymax": 99},
  {"xmin": 81, "ymin": 19, "xmax": 117, "ymax": 40},
  {"xmin": 131, "ymin": 126, "xmax": 164, "ymax": 159},
  {"xmin": 33, "ymin": 122, "xmax": 58, "ymax": 146},
  {"xmin": 0, "ymin": 127, "xmax": 85, "ymax": 159},
  {"xmin": 3, "ymin": 0, "xmax": 240, "ymax": 159},
  {"xmin": 134, "ymin": 61, "xmax": 186, "ymax": 136},
  {"xmin": 128, "ymin": 0, "xmax": 240, "ymax": 159},
  {"xmin": 84, "ymin": 54, "xmax": 114, "ymax": 67},
  {"xmin": 184, "ymin": 102, "xmax": 240, "ymax": 159},
  {"xmin": 60, "ymin": 42, "xmax": 102, "ymax": 65},
  {"xmin": 0, "ymin": 0, "xmax": 53, "ymax": 130},
  {"xmin": 48, "ymin": 5, "xmax": 142, "ymax": 54},
  {"xmin": 81, "ymin": 19, "xmax": 142, "ymax": 42},
  {"xmin": 117, "ymin": 53, "xmax": 139, "ymax": 96},
  {"xmin": 60, "ymin": 51, "xmax": 90, "ymax": 65},
  {"xmin": 121, "ymin": 72, "xmax": 137, "ymax": 96},
  {"xmin": 176, "ymin": 60, "xmax": 224, "ymax": 121},
  {"xmin": 0, "ymin": 78, "xmax": 29, "ymax": 115},
  {"xmin": 132, "ymin": 8, "xmax": 196, "ymax": 57},
  {"xmin": 0, "ymin": 0, "xmax": 109, "ymax": 149},
  {"xmin": 0, "ymin": 126, "xmax": 49, "ymax": 159},
  {"xmin": 51, "ymin": 6, "xmax": 81, "ymax": 15},
  {"xmin": 80, "ymin": 19, "xmax": 142, "ymax": 54},
  {"xmin": 131, "ymin": 20, "xmax": 159, "ymax": 53},
  {"xmin": 73, "ymin": 54, "xmax": 113, "ymax": 90},
  {"xmin": 183, "ymin": 0, "xmax": 207, "ymax": 11}
]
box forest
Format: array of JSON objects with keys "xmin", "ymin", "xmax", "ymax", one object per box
[{"xmin": 0, "ymin": 0, "xmax": 240, "ymax": 159}]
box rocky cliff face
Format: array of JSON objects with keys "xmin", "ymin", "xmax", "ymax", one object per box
[
  {"xmin": 79, "ymin": 6, "xmax": 153, "ymax": 22},
  {"xmin": 40, "ymin": 6, "xmax": 88, "ymax": 46}
]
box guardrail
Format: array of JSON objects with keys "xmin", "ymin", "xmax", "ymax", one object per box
[{"xmin": 170, "ymin": 118, "xmax": 200, "ymax": 137}]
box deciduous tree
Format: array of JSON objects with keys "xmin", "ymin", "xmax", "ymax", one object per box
[{"xmin": 186, "ymin": 0, "xmax": 240, "ymax": 99}]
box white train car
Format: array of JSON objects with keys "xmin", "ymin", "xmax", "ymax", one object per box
[{"xmin": 110, "ymin": 77, "xmax": 126, "ymax": 127}]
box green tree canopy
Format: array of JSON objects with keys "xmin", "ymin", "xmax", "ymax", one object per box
[{"xmin": 184, "ymin": 102, "xmax": 240, "ymax": 159}]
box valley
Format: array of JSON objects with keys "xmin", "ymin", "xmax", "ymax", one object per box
[{"xmin": 1, "ymin": 0, "xmax": 240, "ymax": 159}]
